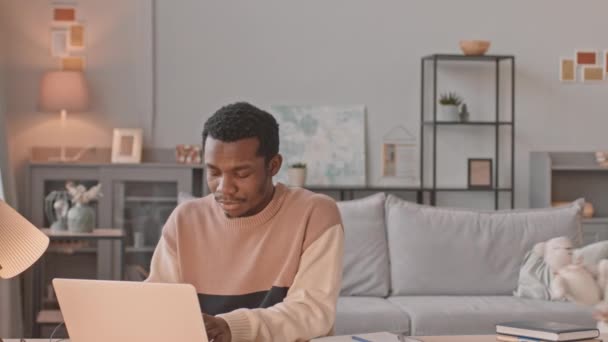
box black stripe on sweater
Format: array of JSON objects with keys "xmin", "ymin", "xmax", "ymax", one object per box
[{"xmin": 197, "ymin": 286, "xmax": 289, "ymax": 315}]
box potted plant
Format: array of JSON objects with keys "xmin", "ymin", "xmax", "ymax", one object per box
[
  {"xmin": 287, "ymin": 162, "xmax": 307, "ymax": 187},
  {"xmin": 65, "ymin": 182, "xmax": 103, "ymax": 233},
  {"xmin": 438, "ymin": 92, "xmax": 463, "ymax": 121}
]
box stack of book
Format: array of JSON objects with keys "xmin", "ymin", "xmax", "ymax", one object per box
[{"xmin": 496, "ymin": 321, "xmax": 601, "ymax": 341}]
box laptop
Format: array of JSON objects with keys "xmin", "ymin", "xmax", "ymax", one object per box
[{"xmin": 53, "ymin": 278, "xmax": 209, "ymax": 342}]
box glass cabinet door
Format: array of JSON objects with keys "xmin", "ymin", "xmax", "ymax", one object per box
[{"xmin": 113, "ymin": 181, "xmax": 178, "ymax": 281}]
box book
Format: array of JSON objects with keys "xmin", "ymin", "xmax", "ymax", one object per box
[
  {"xmin": 496, "ymin": 333, "xmax": 602, "ymax": 342},
  {"xmin": 496, "ymin": 321, "xmax": 600, "ymax": 341},
  {"xmin": 310, "ymin": 332, "xmax": 403, "ymax": 341}
]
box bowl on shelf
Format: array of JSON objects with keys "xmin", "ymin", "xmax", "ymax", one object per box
[{"xmin": 459, "ymin": 40, "xmax": 491, "ymax": 56}]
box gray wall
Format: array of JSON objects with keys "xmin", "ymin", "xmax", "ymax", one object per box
[
  {"xmin": 3, "ymin": 0, "xmax": 151, "ymax": 212},
  {"xmin": 155, "ymin": 0, "xmax": 608, "ymax": 208},
  {"xmin": 4, "ymin": 0, "xmax": 608, "ymax": 209}
]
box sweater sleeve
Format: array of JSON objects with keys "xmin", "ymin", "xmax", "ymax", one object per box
[
  {"xmin": 217, "ymin": 223, "xmax": 344, "ymax": 342},
  {"xmin": 146, "ymin": 210, "xmax": 181, "ymax": 283}
]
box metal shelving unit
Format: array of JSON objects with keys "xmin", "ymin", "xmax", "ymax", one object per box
[{"xmin": 420, "ymin": 54, "xmax": 515, "ymax": 209}]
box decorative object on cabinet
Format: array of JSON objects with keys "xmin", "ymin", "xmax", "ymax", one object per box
[
  {"xmin": 65, "ymin": 182, "xmax": 102, "ymax": 233},
  {"xmin": 111, "ymin": 128, "xmax": 143, "ymax": 164},
  {"xmin": 271, "ymin": 104, "xmax": 366, "ymax": 186},
  {"xmin": 596, "ymin": 151, "xmax": 608, "ymax": 167},
  {"xmin": 459, "ymin": 40, "xmax": 491, "ymax": 56},
  {"xmin": 175, "ymin": 144, "xmax": 202, "ymax": 164},
  {"xmin": 287, "ymin": 163, "xmax": 307, "ymax": 187},
  {"xmin": 421, "ymin": 54, "xmax": 515, "ymax": 209},
  {"xmin": 44, "ymin": 190, "xmax": 70, "ymax": 231},
  {"xmin": 38, "ymin": 70, "xmax": 90, "ymax": 162},
  {"xmin": 0, "ymin": 200, "xmax": 49, "ymax": 279},
  {"xmin": 553, "ymin": 201, "xmax": 595, "ymax": 218}
]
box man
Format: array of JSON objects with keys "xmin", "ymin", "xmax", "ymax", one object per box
[{"xmin": 147, "ymin": 102, "xmax": 344, "ymax": 342}]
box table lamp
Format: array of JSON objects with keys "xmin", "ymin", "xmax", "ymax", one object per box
[
  {"xmin": 0, "ymin": 200, "xmax": 49, "ymax": 279},
  {"xmin": 38, "ymin": 71, "xmax": 89, "ymax": 162}
]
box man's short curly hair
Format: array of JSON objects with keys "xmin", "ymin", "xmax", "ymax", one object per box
[{"xmin": 202, "ymin": 102, "xmax": 280, "ymax": 162}]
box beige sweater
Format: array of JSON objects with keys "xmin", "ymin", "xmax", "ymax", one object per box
[{"xmin": 147, "ymin": 183, "xmax": 344, "ymax": 342}]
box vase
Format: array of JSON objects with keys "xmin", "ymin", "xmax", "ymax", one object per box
[
  {"xmin": 437, "ymin": 104, "xmax": 460, "ymax": 121},
  {"xmin": 67, "ymin": 203, "xmax": 95, "ymax": 233},
  {"xmin": 287, "ymin": 168, "xmax": 307, "ymax": 187}
]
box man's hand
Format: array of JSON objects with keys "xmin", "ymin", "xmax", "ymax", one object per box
[{"xmin": 203, "ymin": 313, "xmax": 232, "ymax": 342}]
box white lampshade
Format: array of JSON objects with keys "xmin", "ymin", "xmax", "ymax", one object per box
[
  {"xmin": 39, "ymin": 71, "xmax": 89, "ymax": 112},
  {"xmin": 0, "ymin": 200, "xmax": 49, "ymax": 279}
]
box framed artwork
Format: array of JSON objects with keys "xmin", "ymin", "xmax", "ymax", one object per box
[
  {"xmin": 68, "ymin": 23, "xmax": 85, "ymax": 50},
  {"xmin": 605, "ymin": 50, "xmax": 608, "ymax": 75},
  {"xmin": 583, "ymin": 66, "xmax": 604, "ymax": 82},
  {"xmin": 575, "ymin": 50, "xmax": 598, "ymax": 65},
  {"xmin": 111, "ymin": 128, "xmax": 143, "ymax": 163},
  {"xmin": 53, "ymin": 7, "xmax": 75, "ymax": 21},
  {"xmin": 50, "ymin": 29, "xmax": 69, "ymax": 57},
  {"xmin": 467, "ymin": 158, "xmax": 493, "ymax": 189},
  {"xmin": 271, "ymin": 105, "xmax": 366, "ymax": 186},
  {"xmin": 61, "ymin": 56, "xmax": 85, "ymax": 71},
  {"xmin": 559, "ymin": 58, "xmax": 576, "ymax": 82}
]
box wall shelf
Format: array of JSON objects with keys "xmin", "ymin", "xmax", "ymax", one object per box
[{"xmin": 420, "ymin": 54, "xmax": 516, "ymax": 209}]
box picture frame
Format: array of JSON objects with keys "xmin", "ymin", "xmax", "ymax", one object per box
[
  {"xmin": 559, "ymin": 58, "xmax": 576, "ymax": 82},
  {"xmin": 52, "ymin": 5, "xmax": 77, "ymax": 26},
  {"xmin": 50, "ymin": 28, "xmax": 69, "ymax": 57},
  {"xmin": 61, "ymin": 56, "xmax": 85, "ymax": 71},
  {"xmin": 582, "ymin": 65, "xmax": 604, "ymax": 82},
  {"xmin": 575, "ymin": 49, "xmax": 598, "ymax": 66},
  {"xmin": 604, "ymin": 50, "xmax": 608, "ymax": 75},
  {"xmin": 68, "ymin": 23, "xmax": 86, "ymax": 50},
  {"xmin": 111, "ymin": 128, "xmax": 143, "ymax": 164},
  {"xmin": 467, "ymin": 158, "xmax": 493, "ymax": 189}
]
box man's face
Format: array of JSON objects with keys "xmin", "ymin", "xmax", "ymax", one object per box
[{"xmin": 204, "ymin": 136, "xmax": 281, "ymax": 218}]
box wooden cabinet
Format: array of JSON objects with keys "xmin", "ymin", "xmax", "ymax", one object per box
[{"xmin": 25, "ymin": 157, "xmax": 204, "ymax": 337}]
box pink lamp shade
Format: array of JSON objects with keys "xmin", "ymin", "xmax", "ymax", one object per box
[
  {"xmin": 0, "ymin": 200, "xmax": 49, "ymax": 279},
  {"xmin": 39, "ymin": 71, "xmax": 89, "ymax": 112}
]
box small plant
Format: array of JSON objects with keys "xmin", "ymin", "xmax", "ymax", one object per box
[
  {"xmin": 290, "ymin": 162, "xmax": 307, "ymax": 169},
  {"xmin": 439, "ymin": 92, "xmax": 463, "ymax": 106}
]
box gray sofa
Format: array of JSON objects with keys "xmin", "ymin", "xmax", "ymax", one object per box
[{"xmin": 334, "ymin": 193, "xmax": 596, "ymax": 336}]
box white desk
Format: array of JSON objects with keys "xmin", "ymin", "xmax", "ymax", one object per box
[{"xmin": 2, "ymin": 340, "xmax": 63, "ymax": 342}]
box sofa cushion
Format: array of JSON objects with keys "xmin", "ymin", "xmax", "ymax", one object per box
[
  {"xmin": 335, "ymin": 297, "xmax": 410, "ymax": 336},
  {"xmin": 385, "ymin": 196, "xmax": 583, "ymax": 296},
  {"xmin": 388, "ymin": 296, "xmax": 594, "ymax": 336},
  {"xmin": 337, "ymin": 193, "xmax": 390, "ymax": 297}
]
